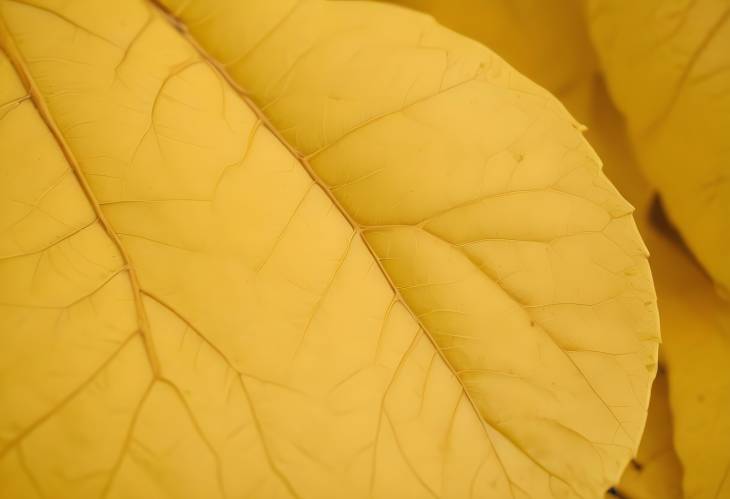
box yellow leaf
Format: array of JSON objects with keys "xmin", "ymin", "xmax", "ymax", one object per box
[
  {"xmin": 578, "ymin": 67, "xmax": 729, "ymax": 499},
  {"xmin": 376, "ymin": 1, "xmax": 728, "ymax": 496},
  {"xmin": 0, "ymin": 1, "xmax": 658, "ymax": 498},
  {"xmin": 587, "ymin": 0, "xmax": 730, "ymax": 295},
  {"xmin": 381, "ymin": 0, "xmax": 598, "ymax": 105},
  {"xmin": 556, "ymin": 72, "xmax": 686, "ymax": 499},
  {"xmin": 644, "ymin": 213, "xmax": 730, "ymax": 499},
  {"xmin": 608, "ymin": 371, "xmax": 683, "ymax": 499}
]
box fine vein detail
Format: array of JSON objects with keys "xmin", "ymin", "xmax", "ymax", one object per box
[{"xmin": 0, "ymin": 19, "xmax": 162, "ymax": 375}]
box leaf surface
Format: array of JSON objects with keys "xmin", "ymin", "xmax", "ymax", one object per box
[
  {"xmin": 645, "ymin": 215, "xmax": 730, "ymax": 499},
  {"xmin": 393, "ymin": 0, "xmax": 728, "ymax": 494},
  {"xmin": 579, "ymin": 67, "xmax": 729, "ymax": 499},
  {"xmin": 382, "ymin": 0, "xmax": 598, "ymax": 111},
  {"xmin": 608, "ymin": 372, "xmax": 683, "ymax": 499},
  {"xmin": 587, "ymin": 0, "xmax": 730, "ymax": 295},
  {"xmin": 0, "ymin": 0, "xmax": 658, "ymax": 498}
]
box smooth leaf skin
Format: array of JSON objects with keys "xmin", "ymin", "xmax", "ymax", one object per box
[
  {"xmin": 161, "ymin": 0, "xmax": 661, "ymax": 494},
  {"xmin": 551, "ymin": 73, "xmax": 685, "ymax": 499},
  {"xmin": 607, "ymin": 372, "xmax": 683, "ymax": 499},
  {"xmin": 0, "ymin": 0, "xmax": 657, "ymax": 498},
  {"xmin": 360, "ymin": 4, "xmax": 687, "ymax": 495},
  {"xmin": 388, "ymin": 0, "xmax": 725, "ymax": 494},
  {"xmin": 381, "ymin": 0, "xmax": 598, "ymax": 105},
  {"xmin": 578, "ymin": 74, "xmax": 729, "ymax": 499},
  {"xmin": 648, "ymin": 220, "xmax": 730, "ymax": 499},
  {"xmin": 587, "ymin": 0, "xmax": 730, "ymax": 295}
]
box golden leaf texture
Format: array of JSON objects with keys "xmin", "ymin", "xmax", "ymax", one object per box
[
  {"xmin": 0, "ymin": 1, "xmax": 658, "ymax": 498},
  {"xmin": 588, "ymin": 0, "xmax": 730, "ymax": 295}
]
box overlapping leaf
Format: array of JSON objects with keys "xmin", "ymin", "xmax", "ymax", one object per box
[{"xmin": 587, "ymin": 0, "xmax": 730, "ymax": 295}]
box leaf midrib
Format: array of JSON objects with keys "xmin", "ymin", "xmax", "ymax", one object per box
[
  {"xmin": 158, "ymin": 1, "xmax": 632, "ymax": 495},
  {"xmin": 147, "ymin": 1, "xmax": 574, "ymax": 495},
  {"xmin": 0, "ymin": 1, "xmax": 591, "ymax": 494}
]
